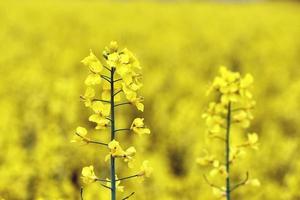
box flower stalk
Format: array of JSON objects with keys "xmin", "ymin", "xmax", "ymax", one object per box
[
  {"xmin": 197, "ymin": 66, "xmax": 261, "ymax": 199},
  {"xmin": 225, "ymin": 102, "xmax": 231, "ymax": 200},
  {"xmin": 72, "ymin": 42, "xmax": 153, "ymax": 200},
  {"xmin": 110, "ymin": 67, "xmax": 116, "ymax": 200}
]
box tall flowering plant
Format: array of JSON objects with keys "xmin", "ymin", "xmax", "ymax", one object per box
[
  {"xmin": 72, "ymin": 42, "xmax": 153, "ymax": 200},
  {"xmin": 197, "ymin": 67, "xmax": 260, "ymax": 199}
]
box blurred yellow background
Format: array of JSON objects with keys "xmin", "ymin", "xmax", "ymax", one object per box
[{"xmin": 0, "ymin": 0, "xmax": 300, "ymax": 199}]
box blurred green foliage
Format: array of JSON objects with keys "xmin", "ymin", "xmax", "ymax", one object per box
[{"xmin": 0, "ymin": 1, "xmax": 300, "ymax": 199}]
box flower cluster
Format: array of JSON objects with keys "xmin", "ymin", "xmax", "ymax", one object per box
[
  {"xmin": 203, "ymin": 66, "xmax": 256, "ymax": 134},
  {"xmin": 198, "ymin": 66, "xmax": 260, "ymax": 199},
  {"xmin": 72, "ymin": 42, "xmax": 152, "ymax": 199},
  {"xmin": 105, "ymin": 140, "xmax": 137, "ymax": 168}
]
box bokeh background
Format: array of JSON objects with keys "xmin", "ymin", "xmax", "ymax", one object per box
[{"xmin": 1, "ymin": 0, "xmax": 300, "ymax": 199}]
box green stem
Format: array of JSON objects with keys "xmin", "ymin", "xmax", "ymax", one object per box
[
  {"xmin": 110, "ymin": 68, "xmax": 116, "ymax": 200},
  {"xmin": 122, "ymin": 192, "xmax": 135, "ymax": 200},
  {"xmin": 114, "ymin": 128, "xmax": 131, "ymax": 133},
  {"xmin": 114, "ymin": 102, "xmax": 131, "ymax": 107},
  {"xmin": 116, "ymin": 174, "xmax": 139, "ymax": 181},
  {"xmin": 226, "ymin": 102, "xmax": 232, "ymax": 200},
  {"xmin": 80, "ymin": 187, "xmax": 84, "ymax": 200}
]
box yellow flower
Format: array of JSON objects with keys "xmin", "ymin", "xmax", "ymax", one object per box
[
  {"xmin": 130, "ymin": 118, "xmax": 150, "ymax": 135},
  {"xmin": 105, "ymin": 140, "xmax": 136, "ymax": 166},
  {"xmin": 71, "ymin": 126, "xmax": 89, "ymax": 144},
  {"xmin": 123, "ymin": 146, "xmax": 137, "ymax": 168},
  {"xmin": 91, "ymin": 101, "xmax": 110, "ymax": 117},
  {"xmin": 247, "ymin": 133, "xmax": 259, "ymax": 150},
  {"xmin": 81, "ymin": 165, "xmax": 98, "ymax": 184},
  {"xmin": 121, "ymin": 72, "xmax": 143, "ymax": 91},
  {"xmin": 204, "ymin": 67, "xmax": 255, "ymax": 134},
  {"xmin": 88, "ymin": 114, "xmax": 110, "ymax": 129},
  {"xmin": 103, "ymin": 41, "xmax": 119, "ymax": 58},
  {"xmin": 122, "ymin": 84, "xmax": 144, "ymax": 111},
  {"xmin": 208, "ymin": 66, "xmax": 254, "ymax": 107},
  {"xmin": 138, "ymin": 160, "xmax": 153, "ymax": 178},
  {"xmin": 81, "ymin": 50, "xmax": 103, "ymax": 73},
  {"xmin": 107, "ymin": 52, "xmax": 121, "ymax": 68},
  {"xmin": 210, "ymin": 165, "xmax": 227, "ymax": 177},
  {"xmin": 212, "ymin": 187, "xmax": 226, "ymax": 199},
  {"xmin": 232, "ymin": 110, "xmax": 253, "ymax": 128},
  {"xmin": 108, "ymin": 140, "xmax": 125, "ymax": 156},
  {"xmin": 81, "ymin": 87, "xmax": 95, "ymax": 107},
  {"xmin": 85, "ymin": 73, "xmax": 101, "ymax": 86},
  {"xmin": 219, "ymin": 66, "xmax": 240, "ymax": 83},
  {"xmin": 121, "ymin": 48, "xmax": 141, "ymax": 70},
  {"xmin": 196, "ymin": 150, "xmax": 219, "ymax": 167},
  {"xmin": 106, "ymin": 175, "xmax": 124, "ymax": 192}
]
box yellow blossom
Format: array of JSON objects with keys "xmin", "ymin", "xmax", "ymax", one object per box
[
  {"xmin": 105, "ymin": 140, "xmax": 126, "ymax": 161},
  {"xmin": 210, "ymin": 165, "xmax": 227, "ymax": 177},
  {"xmin": 85, "ymin": 73, "xmax": 101, "ymax": 86},
  {"xmin": 138, "ymin": 160, "xmax": 153, "ymax": 178},
  {"xmin": 122, "ymin": 85, "xmax": 144, "ymax": 111},
  {"xmin": 81, "ymin": 50, "xmax": 103, "ymax": 73},
  {"xmin": 81, "ymin": 87, "xmax": 95, "ymax": 107},
  {"xmin": 103, "ymin": 41, "xmax": 119, "ymax": 59},
  {"xmin": 212, "ymin": 187, "xmax": 226, "ymax": 199},
  {"xmin": 247, "ymin": 133, "xmax": 259, "ymax": 150},
  {"xmin": 121, "ymin": 48, "xmax": 141, "ymax": 69},
  {"xmin": 130, "ymin": 118, "xmax": 150, "ymax": 135},
  {"xmin": 107, "ymin": 52, "xmax": 120, "ymax": 68},
  {"xmin": 91, "ymin": 101, "xmax": 110, "ymax": 117},
  {"xmin": 123, "ymin": 146, "xmax": 137, "ymax": 168},
  {"xmin": 81, "ymin": 165, "xmax": 98, "ymax": 184},
  {"xmin": 201, "ymin": 66, "xmax": 258, "ymax": 198},
  {"xmin": 232, "ymin": 110, "xmax": 253, "ymax": 128},
  {"xmin": 88, "ymin": 114, "xmax": 110, "ymax": 129},
  {"xmin": 71, "ymin": 126, "xmax": 89, "ymax": 144},
  {"xmin": 105, "ymin": 140, "xmax": 136, "ymax": 166},
  {"xmin": 196, "ymin": 151, "xmax": 219, "ymax": 167}
]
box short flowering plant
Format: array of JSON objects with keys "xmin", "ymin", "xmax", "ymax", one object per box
[
  {"xmin": 197, "ymin": 67, "xmax": 260, "ymax": 200},
  {"xmin": 72, "ymin": 42, "xmax": 153, "ymax": 200}
]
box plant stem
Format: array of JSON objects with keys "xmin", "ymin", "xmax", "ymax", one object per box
[
  {"xmin": 114, "ymin": 128, "xmax": 131, "ymax": 133},
  {"xmin": 225, "ymin": 102, "xmax": 232, "ymax": 200},
  {"xmin": 110, "ymin": 68, "xmax": 116, "ymax": 200},
  {"xmin": 80, "ymin": 187, "xmax": 84, "ymax": 200},
  {"xmin": 114, "ymin": 102, "xmax": 131, "ymax": 107},
  {"xmin": 116, "ymin": 174, "xmax": 139, "ymax": 181}
]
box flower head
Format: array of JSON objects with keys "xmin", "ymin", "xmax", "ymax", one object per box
[
  {"xmin": 196, "ymin": 151, "xmax": 219, "ymax": 167},
  {"xmin": 71, "ymin": 126, "xmax": 89, "ymax": 144},
  {"xmin": 91, "ymin": 101, "xmax": 111, "ymax": 117},
  {"xmin": 130, "ymin": 118, "xmax": 150, "ymax": 135},
  {"xmin": 81, "ymin": 165, "xmax": 98, "ymax": 184},
  {"xmin": 138, "ymin": 160, "xmax": 153, "ymax": 178},
  {"xmin": 105, "ymin": 140, "xmax": 136, "ymax": 167},
  {"xmin": 89, "ymin": 114, "xmax": 110, "ymax": 129},
  {"xmin": 124, "ymin": 146, "xmax": 137, "ymax": 168},
  {"xmin": 81, "ymin": 87, "xmax": 95, "ymax": 107},
  {"xmin": 81, "ymin": 50, "xmax": 103, "ymax": 73},
  {"xmin": 247, "ymin": 133, "xmax": 259, "ymax": 150}
]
